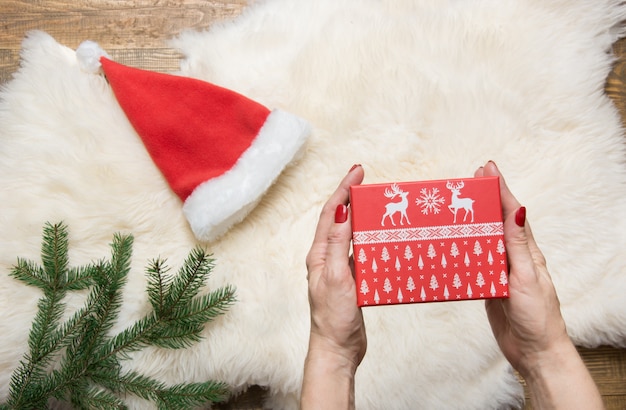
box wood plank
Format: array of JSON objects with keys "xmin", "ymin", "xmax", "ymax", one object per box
[
  {"xmin": 522, "ymin": 346, "xmax": 626, "ymax": 409},
  {"xmin": 0, "ymin": 0, "xmax": 249, "ymax": 48},
  {"xmin": 0, "ymin": 0, "xmax": 248, "ymax": 83},
  {"xmin": 606, "ymin": 37, "xmax": 626, "ymax": 126}
]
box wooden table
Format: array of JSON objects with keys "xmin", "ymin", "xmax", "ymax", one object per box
[{"xmin": 1, "ymin": 1, "xmax": 625, "ymax": 408}]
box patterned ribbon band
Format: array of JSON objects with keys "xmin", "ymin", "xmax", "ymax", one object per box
[{"xmin": 353, "ymin": 222, "xmax": 504, "ymax": 245}]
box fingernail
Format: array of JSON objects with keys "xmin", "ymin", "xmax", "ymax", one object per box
[
  {"xmin": 349, "ymin": 164, "xmax": 361, "ymax": 173},
  {"xmin": 515, "ymin": 206, "xmax": 526, "ymax": 227},
  {"xmin": 335, "ymin": 204, "xmax": 348, "ymax": 223},
  {"xmin": 487, "ymin": 160, "xmax": 497, "ymax": 167}
]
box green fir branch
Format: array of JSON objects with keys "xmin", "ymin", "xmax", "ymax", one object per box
[
  {"xmin": 7, "ymin": 223, "xmax": 70, "ymax": 408},
  {"xmin": 2, "ymin": 222, "xmax": 236, "ymax": 409},
  {"xmin": 11, "ymin": 258, "xmax": 48, "ymax": 289},
  {"xmin": 63, "ymin": 265, "xmax": 96, "ymax": 291},
  {"xmin": 72, "ymin": 386, "xmax": 126, "ymax": 410},
  {"xmin": 161, "ymin": 247, "xmax": 215, "ymax": 316},
  {"xmin": 170, "ymin": 285, "xmax": 237, "ymax": 325},
  {"xmin": 146, "ymin": 257, "xmax": 172, "ymax": 317},
  {"xmin": 40, "ymin": 222, "xmax": 69, "ymax": 288},
  {"xmin": 154, "ymin": 381, "xmax": 231, "ymax": 410}
]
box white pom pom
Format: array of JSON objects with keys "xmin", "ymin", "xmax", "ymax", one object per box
[{"xmin": 76, "ymin": 40, "xmax": 111, "ymax": 73}]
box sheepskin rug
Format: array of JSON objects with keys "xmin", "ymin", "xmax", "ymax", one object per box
[{"xmin": 2, "ymin": 0, "xmax": 626, "ymax": 408}]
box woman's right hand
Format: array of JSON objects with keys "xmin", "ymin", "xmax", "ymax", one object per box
[{"xmin": 478, "ymin": 161, "xmax": 603, "ymax": 409}]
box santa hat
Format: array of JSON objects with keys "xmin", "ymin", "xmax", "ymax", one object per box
[{"xmin": 76, "ymin": 41, "xmax": 310, "ymax": 242}]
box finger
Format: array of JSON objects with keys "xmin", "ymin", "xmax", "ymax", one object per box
[
  {"xmin": 307, "ymin": 165, "xmax": 365, "ymax": 269},
  {"xmin": 310, "ymin": 165, "xmax": 364, "ymax": 245},
  {"xmin": 324, "ymin": 204, "xmax": 356, "ymax": 279},
  {"xmin": 481, "ymin": 161, "xmax": 539, "ymax": 282},
  {"xmin": 481, "ymin": 161, "xmax": 521, "ymax": 219},
  {"xmin": 481, "ymin": 161, "xmax": 543, "ymax": 249},
  {"xmin": 474, "ymin": 165, "xmax": 485, "ymax": 178}
]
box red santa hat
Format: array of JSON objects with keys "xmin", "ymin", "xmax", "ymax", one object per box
[{"xmin": 76, "ymin": 41, "xmax": 310, "ymax": 242}]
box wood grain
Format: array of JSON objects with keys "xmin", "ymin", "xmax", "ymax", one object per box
[
  {"xmin": 607, "ymin": 37, "xmax": 626, "ymax": 125},
  {"xmin": 0, "ymin": 0, "xmax": 248, "ymax": 83},
  {"xmin": 1, "ymin": 2, "xmax": 625, "ymax": 409}
]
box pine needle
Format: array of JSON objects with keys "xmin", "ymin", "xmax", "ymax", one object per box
[{"xmin": 2, "ymin": 222, "xmax": 236, "ymax": 409}]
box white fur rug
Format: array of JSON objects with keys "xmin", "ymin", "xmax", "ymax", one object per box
[{"xmin": 2, "ymin": 1, "xmax": 626, "ymax": 408}]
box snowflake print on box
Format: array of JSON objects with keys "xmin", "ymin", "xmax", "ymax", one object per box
[
  {"xmin": 350, "ymin": 176, "xmax": 509, "ymax": 307},
  {"xmin": 415, "ymin": 187, "xmax": 445, "ymax": 215}
]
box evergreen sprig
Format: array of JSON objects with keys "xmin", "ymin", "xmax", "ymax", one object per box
[{"xmin": 1, "ymin": 222, "xmax": 236, "ymax": 409}]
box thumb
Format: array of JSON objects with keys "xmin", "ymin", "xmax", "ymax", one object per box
[
  {"xmin": 325, "ymin": 204, "xmax": 356, "ymax": 278},
  {"xmin": 503, "ymin": 207, "xmax": 539, "ymax": 283},
  {"xmin": 481, "ymin": 161, "xmax": 540, "ymax": 283}
]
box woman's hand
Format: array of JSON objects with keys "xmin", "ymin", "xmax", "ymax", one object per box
[
  {"xmin": 301, "ymin": 164, "xmax": 366, "ymax": 410},
  {"xmin": 477, "ymin": 161, "xmax": 569, "ymax": 376},
  {"xmin": 478, "ymin": 161, "xmax": 603, "ymax": 409}
]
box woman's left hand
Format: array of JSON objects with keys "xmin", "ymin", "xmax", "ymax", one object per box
[{"xmin": 305, "ymin": 164, "xmax": 367, "ymax": 369}]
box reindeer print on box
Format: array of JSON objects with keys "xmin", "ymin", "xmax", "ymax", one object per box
[
  {"xmin": 350, "ymin": 176, "xmax": 509, "ymax": 306},
  {"xmin": 381, "ymin": 184, "xmax": 411, "ymax": 226}
]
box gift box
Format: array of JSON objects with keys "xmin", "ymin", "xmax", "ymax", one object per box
[{"xmin": 350, "ymin": 176, "xmax": 509, "ymax": 307}]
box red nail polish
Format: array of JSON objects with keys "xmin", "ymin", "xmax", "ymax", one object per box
[
  {"xmin": 515, "ymin": 206, "xmax": 526, "ymax": 227},
  {"xmin": 335, "ymin": 204, "xmax": 348, "ymax": 223},
  {"xmin": 349, "ymin": 164, "xmax": 361, "ymax": 173}
]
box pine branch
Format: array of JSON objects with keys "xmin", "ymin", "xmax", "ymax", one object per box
[
  {"xmin": 170, "ymin": 285, "xmax": 237, "ymax": 325},
  {"xmin": 91, "ymin": 371, "xmax": 230, "ymax": 410},
  {"xmin": 87, "ymin": 235, "xmax": 133, "ymax": 353},
  {"xmin": 40, "ymin": 222, "xmax": 69, "ymax": 288},
  {"xmin": 101, "ymin": 250, "xmax": 235, "ymax": 354},
  {"xmin": 7, "ymin": 223, "xmax": 70, "ymax": 407},
  {"xmin": 2, "ymin": 222, "xmax": 236, "ymax": 409},
  {"xmin": 154, "ymin": 381, "xmax": 231, "ymax": 410},
  {"xmin": 146, "ymin": 258, "xmax": 172, "ymax": 317},
  {"xmin": 64, "ymin": 265, "xmax": 96, "ymax": 291},
  {"xmin": 73, "ymin": 387, "xmax": 126, "ymax": 410},
  {"xmin": 10, "ymin": 258, "xmax": 48, "ymax": 289},
  {"xmin": 162, "ymin": 247, "xmax": 214, "ymax": 316}
]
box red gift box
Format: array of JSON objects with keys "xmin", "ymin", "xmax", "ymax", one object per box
[{"xmin": 350, "ymin": 176, "xmax": 509, "ymax": 307}]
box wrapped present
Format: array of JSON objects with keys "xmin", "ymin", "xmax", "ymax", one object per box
[{"xmin": 350, "ymin": 176, "xmax": 509, "ymax": 307}]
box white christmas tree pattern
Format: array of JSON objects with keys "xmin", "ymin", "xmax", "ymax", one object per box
[
  {"xmin": 383, "ymin": 277, "xmax": 393, "ymax": 294},
  {"xmin": 476, "ymin": 272, "xmax": 485, "ymax": 288},
  {"xmin": 452, "ymin": 273, "xmax": 462, "ymax": 289},
  {"xmin": 415, "ymin": 187, "xmax": 446, "ymax": 215},
  {"xmin": 381, "ymin": 246, "xmax": 390, "ymax": 262},
  {"xmin": 450, "ymin": 242, "xmax": 460, "ymax": 258},
  {"xmin": 358, "ymin": 248, "xmax": 367, "ymax": 264},
  {"xmin": 429, "ymin": 274, "xmax": 439, "ymax": 291},
  {"xmin": 353, "ymin": 234, "xmax": 508, "ymax": 305},
  {"xmin": 404, "ymin": 245, "xmax": 414, "ymax": 261},
  {"xmin": 406, "ymin": 276, "xmax": 416, "ymax": 292},
  {"xmin": 499, "ymin": 270, "xmax": 508, "ymax": 286},
  {"xmin": 497, "ymin": 239, "xmax": 505, "ymax": 255},
  {"xmin": 360, "ymin": 279, "xmax": 370, "ymax": 295},
  {"xmin": 427, "ymin": 244, "xmax": 437, "ymax": 259},
  {"xmin": 473, "ymin": 240, "xmax": 483, "ymax": 256}
]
